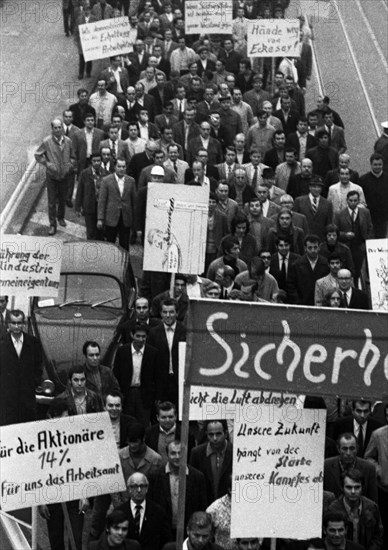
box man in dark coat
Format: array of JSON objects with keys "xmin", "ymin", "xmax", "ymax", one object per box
[
  {"xmin": 75, "ymin": 152, "xmax": 105, "ymax": 240},
  {"xmin": 0, "ymin": 309, "xmax": 43, "ymax": 426},
  {"xmin": 292, "ymin": 176, "xmax": 333, "ymax": 241}
]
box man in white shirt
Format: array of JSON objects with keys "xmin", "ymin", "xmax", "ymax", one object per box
[
  {"xmin": 231, "ymin": 88, "xmax": 254, "ymax": 135},
  {"xmin": 164, "ymin": 143, "xmax": 188, "ymax": 184},
  {"xmin": 327, "ymin": 167, "xmax": 366, "ymax": 215},
  {"xmin": 89, "ymin": 79, "xmax": 118, "ymax": 128}
]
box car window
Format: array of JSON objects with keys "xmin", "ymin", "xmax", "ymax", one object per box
[{"xmin": 37, "ymin": 274, "xmax": 123, "ymax": 308}]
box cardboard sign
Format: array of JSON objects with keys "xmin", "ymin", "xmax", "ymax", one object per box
[
  {"xmin": 80, "ymin": 17, "xmax": 136, "ymax": 62},
  {"xmin": 247, "ymin": 19, "xmax": 300, "ymax": 57},
  {"xmin": 185, "ymin": 1, "xmax": 233, "ymax": 35},
  {"xmin": 143, "ymin": 184, "xmax": 209, "ymax": 274},
  {"xmin": 0, "ymin": 413, "xmax": 126, "ymax": 511},
  {"xmin": 231, "ymin": 407, "xmax": 326, "ymax": 539},
  {"xmin": 185, "ymin": 299, "xmax": 388, "ymax": 399},
  {"xmin": 367, "ymin": 238, "xmax": 388, "ymax": 312},
  {"xmin": 0, "ymin": 235, "xmax": 63, "ymax": 297}
]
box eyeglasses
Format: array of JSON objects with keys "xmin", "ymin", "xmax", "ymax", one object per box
[
  {"xmin": 129, "ymin": 484, "xmax": 148, "ymax": 490},
  {"xmin": 261, "ymin": 255, "xmax": 271, "ymax": 260}
]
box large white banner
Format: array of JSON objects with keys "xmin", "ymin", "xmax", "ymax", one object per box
[
  {"xmin": 247, "ymin": 19, "xmax": 300, "ymax": 58},
  {"xmin": 366, "ymin": 238, "xmax": 388, "ymax": 312},
  {"xmin": 0, "ymin": 235, "xmax": 63, "ymax": 297},
  {"xmin": 231, "ymin": 407, "xmax": 325, "ymax": 539},
  {"xmin": 0, "ymin": 413, "xmax": 126, "ymax": 511},
  {"xmin": 80, "ymin": 17, "xmax": 136, "ymax": 62},
  {"xmin": 143, "ymin": 184, "xmax": 209, "ymax": 274},
  {"xmin": 185, "ymin": 1, "xmax": 233, "ymax": 35}
]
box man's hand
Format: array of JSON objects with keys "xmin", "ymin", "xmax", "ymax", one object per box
[{"xmin": 97, "ymin": 221, "xmax": 104, "ymax": 230}]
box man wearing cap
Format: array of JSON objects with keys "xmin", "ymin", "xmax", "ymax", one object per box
[
  {"xmin": 293, "ymin": 176, "xmax": 333, "ymax": 241},
  {"xmin": 135, "ymin": 165, "xmax": 166, "ymax": 243},
  {"xmin": 138, "ymin": 150, "xmax": 177, "ymax": 189},
  {"xmin": 374, "ymin": 121, "xmax": 388, "ymax": 172}
]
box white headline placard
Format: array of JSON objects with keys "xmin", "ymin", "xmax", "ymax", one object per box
[
  {"xmin": 231, "ymin": 407, "xmax": 325, "ymax": 539},
  {"xmin": 247, "ymin": 19, "xmax": 300, "ymax": 57},
  {"xmin": 185, "ymin": 1, "xmax": 233, "ymax": 35},
  {"xmin": 367, "ymin": 238, "xmax": 388, "ymax": 312},
  {"xmin": 0, "ymin": 413, "xmax": 126, "ymax": 511},
  {"xmin": 0, "ymin": 235, "xmax": 63, "ymax": 297},
  {"xmin": 143, "ymin": 184, "xmax": 209, "ymax": 274},
  {"xmin": 80, "ymin": 17, "xmax": 136, "ymax": 62}
]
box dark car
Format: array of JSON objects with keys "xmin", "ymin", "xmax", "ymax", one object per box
[{"xmin": 30, "ymin": 241, "xmax": 136, "ymax": 393}]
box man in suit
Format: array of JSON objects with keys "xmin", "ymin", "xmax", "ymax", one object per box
[
  {"xmin": 269, "ymin": 236, "xmax": 300, "ymax": 294},
  {"xmin": 318, "ymin": 111, "xmax": 347, "ymax": 154},
  {"xmin": 327, "ymin": 167, "xmax": 366, "ymax": 216},
  {"xmin": 162, "ymin": 29, "xmax": 179, "ymax": 61},
  {"xmin": 325, "ymin": 153, "xmax": 360, "ymax": 189},
  {"xmin": 126, "ymin": 39, "xmax": 150, "ymax": 85},
  {"xmin": 151, "ymin": 274, "xmax": 189, "ymax": 324},
  {"xmin": 100, "ymin": 125, "xmax": 131, "ymax": 165},
  {"xmin": 190, "ymin": 420, "xmax": 233, "ymax": 506},
  {"xmin": 97, "ymin": 158, "xmax": 136, "ymax": 250},
  {"xmin": 148, "ymin": 73, "xmax": 174, "ymax": 116},
  {"xmin": 277, "ymin": 194, "xmax": 309, "ymax": 234},
  {"xmin": 293, "ymin": 176, "xmax": 333, "ymax": 241},
  {"xmin": 0, "ymin": 309, "xmax": 43, "ymax": 426},
  {"xmin": 145, "ymin": 402, "xmax": 181, "ymax": 464},
  {"xmin": 91, "ymin": 0, "xmax": 114, "ymax": 20},
  {"xmin": 263, "ymin": 129, "xmax": 286, "ymax": 171},
  {"xmin": 72, "ymin": 113, "xmax": 105, "ymax": 176},
  {"xmin": 273, "ymin": 96, "xmax": 299, "ymax": 136},
  {"xmin": 333, "ymin": 400, "xmax": 382, "ymax": 457},
  {"xmin": 154, "ymin": 102, "xmax": 178, "ymax": 134},
  {"xmin": 99, "ymin": 56, "xmax": 130, "ymax": 101},
  {"xmin": 287, "ymin": 157, "xmax": 315, "ymax": 199},
  {"xmin": 69, "ymin": 88, "xmax": 96, "ymax": 129},
  {"xmin": 0, "ymin": 296, "xmax": 11, "ymax": 337},
  {"xmin": 115, "ymin": 472, "xmax": 172, "ymax": 550},
  {"xmin": 138, "ymin": 150, "xmax": 176, "ymax": 189},
  {"xmin": 184, "ymin": 149, "xmax": 219, "ymax": 184},
  {"xmin": 243, "ymin": 74, "xmax": 271, "ymax": 117},
  {"xmin": 215, "ymin": 181, "xmax": 239, "ymax": 230},
  {"xmin": 324, "ymin": 433, "xmax": 378, "ymax": 503},
  {"xmin": 100, "ymin": 146, "xmax": 115, "ymax": 177},
  {"xmin": 172, "ymin": 108, "xmax": 200, "ymax": 160},
  {"xmin": 336, "ymin": 268, "xmax": 370, "ymax": 310},
  {"xmin": 215, "ymin": 146, "xmax": 238, "ymax": 183},
  {"xmin": 134, "ymin": 82, "xmax": 156, "ymax": 122},
  {"xmin": 128, "ymin": 140, "xmax": 158, "ymax": 185},
  {"xmin": 114, "ymin": 323, "xmax": 158, "ymax": 426},
  {"xmin": 187, "ymin": 121, "xmax": 223, "ymax": 166},
  {"xmin": 360, "ymin": 152, "xmax": 388, "ymax": 238},
  {"xmin": 287, "ymin": 234, "xmax": 330, "ymax": 305},
  {"xmin": 149, "ymin": 440, "xmax": 207, "ymax": 538},
  {"xmin": 83, "ymin": 339, "xmax": 119, "ymax": 397},
  {"xmin": 164, "ymin": 143, "xmax": 188, "ymax": 184},
  {"xmin": 286, "ymin": 116, "xmax": 317, "ymax": 161},
  {"xmin": 306, "ymin": 129, "xmax": 339, "ymax": 179},
  {"xmin": 256, "ymin": 184, "xmax": 281, "ymax": 218},
  {"xmin": 147, "ymin": 299, "xmax": 186, "ymax": 406},
  {"xmin": 335, "ymin": 191, "xmax": 374, "ymax": 284},
  {"xmin": 152, "ymin": 44, "xmax": 171, "ymax": 79}
]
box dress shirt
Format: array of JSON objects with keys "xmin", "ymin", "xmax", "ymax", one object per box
[
  {"xmin": 139, "ymin": 124, "xmax": 149, "ymax": 141},
  {"xmin": 164, "ymin": 322, "xmax": 176, "ymax": 374},
  {"xmin": 309, "ymin": 193, "xmax": 320, "ymax": 209},
  {"xmin": 261, "ymin": 199, "xmax": 270, "ymax": 217},
  {"xmin": 130, "ymin": 500, "xmax": 145, "ymax": 532},
  {"xmin": 200, "ymin": 137, "xmax": 209, "ymax": 149},
  {"xmin": 343, "ymin": 499, "xmax": 362, "ymax": 544},
  {"xmin": 348, "ymin": 207, "xmax": 358, "ymax": 221},
  {"xmin": 115, "ymin": 174, "xmax": 124, "ymax": 196},
  {"xmin": 297, "ymin": 131, "xmax": 307, "ymax": 159},
  {"xmin": 84, "ymin": 128, "xmax": 94, "ymax": 157},
  {"xmin": 131, "ymin": 344, "xmax": 143, "ymax": 386},
  {"xmin": 308, "ymin": 257, "xmax": 318, "ymax": 270},
  {"xmin": 278, "ymin": 253, "xmax": 289, "ymax": 275},
  {"xmin": 11, "ymin": 333, "xmax": 23, "ymax": 357},
  {"xmin": 342, "ymin": 288, "xmax": 352, "ymax": 307},
  {"xmin": 71, "ymin": 389, "xmax": 87, "ymax": 415},
  {"xmin": 353, "ymin": 419, "xmax": 365, "ymax": 441},
  {"xmin": 186, "ymin": 277, "xmax": 203, "ymax": 298},
  {"xmin": 112, "ymin": 67, "xmax": 123, "ymax": 94}
]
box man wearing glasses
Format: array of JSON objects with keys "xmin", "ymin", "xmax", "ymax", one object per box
[
  {"xmin": 337, "ymin": 269, "xmax": 369, "ymax": 310},
  {"xmin": 0, "ymin": 309, "xmax": 43, "ymax": 425}
]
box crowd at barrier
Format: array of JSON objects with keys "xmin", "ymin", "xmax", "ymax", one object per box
[{"xmin": 2, "ymin": 0, "xmax": 388, "ymax": 548}]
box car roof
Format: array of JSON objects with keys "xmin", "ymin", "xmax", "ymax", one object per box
[{"xmin": 60, "ymin": 241, "xmax": 129, "ymax": 280}]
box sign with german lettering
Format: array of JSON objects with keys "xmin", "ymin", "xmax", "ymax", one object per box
[
  {"xmin": 367, "ymin": 238, "xmax": 388, "ymax": 312},
  {"xmin": 0, "ymin": 413, "xmax": 126, "ymax": 511},
  {"xmin": 231, "ymin": 407, "xmax": 326, "ymax": 538},
  {"xmin": 80, "ymin": 17, "xmax": 136, "ymax": 62},
  {"xmin": 185, "ymin": 1, "xmax": 233, "ymax": 35},
  {"xmin": 247, "ymin": 19, "xmax": 300, "ymax": 57},
  {"xmin": 143, "ymin": 184, "xmax": 209, "ymax": 274},
  {"xmin": 0, "ymin": 235, "xmax": 63, "ymax": 297},
  {"xmin": 185, "ymin": 300, "xmax": 388, "ymax": 399}
]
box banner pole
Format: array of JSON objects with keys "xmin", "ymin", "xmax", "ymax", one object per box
[
  {"xmin": 31, "ymin": 507, "xmax": 38, "ymax": 550},
  {"xmin": 169, "ymin": 272, "xmax": 176, "ymax": 298},
  {"xmin": 61, "ymin": 502, "xmax": 78, "ymax": 550}
]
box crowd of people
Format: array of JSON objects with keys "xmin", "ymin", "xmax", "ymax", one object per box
[{"xmin": 3, "ymin": 0, "xmax": 388, "ymax": 549}]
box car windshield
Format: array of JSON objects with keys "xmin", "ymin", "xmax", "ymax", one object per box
[{"xmin": 36, "ymin": 273, "xmax": 123, "ymax": 309}]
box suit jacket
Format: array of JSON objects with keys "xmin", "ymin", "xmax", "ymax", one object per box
[
  {"xmin": 126, "ymin": 51, "xmax": 150, "ymax": 85},
  {"xmin": 138, "ymin": 164, "xmax": 177, "ymax": 189},
  {"xmin": 269, "ymin": 252, "xmax": 301, "ymax": 291},
  {"xmin": 335, "ymin": 207, "xmax": 374, "ymax": 247},
  {"xmin": 99, "ymin": 138, "xmax": 131, "ymax": 165},
  {"xmin": 323, "ymin": 456, "xmax": 378, "ymax": 503},
  {"xmin": 97, "ymin": 173, "xmax": 136, "ymax": 227},
  {"xmin": 184, "ymin": 164, "xmax": 219, "ymax": 184},
  {"xmin": 56, "ymin": 386, "xmax": 104, "ymax": 416},
  {"xmin": 317, "ymin": 124, "xmax": 347, "ymax": 154},
  {"xmin": 214, "ymin": 162, "xmax": 238, "ymax": 182},
  {"xmin": 293, "ymin": 194, "xmax": 333, "ymax": 241},
  {"xmin": 163, "ymin": 158, "xmax": 188, "ymax": 184},
  {"xmin": 306, "ymin": 145, "xmax": 339, "ymax": 177},
  {"xmin": 113, "ymin": 343, "xmax": 158, "ymax": 410},
  {"xmin": 286, "ymin": 132, "xmax": 317, "ymax": 160},
  {"xmin": 273, "ymin": 108, "xmax": 299, "ymax": 135},
  {"xmin": 148, "ymin": 465, "xmax": 208, "ymax": 529},
  {"xmin": 265, "ymin": 226, "xmax": 305, "ymax": 256},
  {"xmin": 91, "ymin": 2, "xmax": 114, "ymax": 20},
  {"xmin": 347, "ymin": 288, "xmax": 370, "ymax": 310},
  {"xmin": 263, "ymin": 148, "xmax": 285, "ymax": 171},
  {"xmin": 147, "ymin": 322, "xmax": 186, "ymax": 404},
  {"xmin": 195, "ymin": 99, "xmax": 220, "ymax": 123},
  {"xmin": 115, "ymin": 499, "xmax": 172, "ymax": 550},
  {"xmin": 287, "ymin": 254, "xmax": 329, "ymax": 305},
  {"xmin": 332, "ymin": 416, "xmax": 383, "ymax": 456},
  {"xmin": 72, "ymin": 127, "xmax": 105, "ymax": 175},
  {"xmin": 243, "ymin": 89, "xmax": 271, "ymax": 116},
  {"xmin": 187, "ymin": 136, "xmax": 223, "ymax": 166},
  {"xmin": 99, "ymin": 67, "xmax": 130, "ymax": 98},
  {"xmin": 85, "ymin": 364, "xmax": 120, "ymax": 396},
  {"xmin": 189, "ymin": 442, "xmax": 233, "ymax": 506},
  {"xmin": 0, "ymin": 309, "xmax": 12, "ymax": 338},
  {"xmin": 69, "ymin": 102, "xmax": 96, "ymax": 129},
  {"xmin": 154, "ymin": 113, "xmax": 179, "ymax": 133},
  {"xmin": 134, "ymin": 94, "xmax": 156, "ymax": 122},
  {"xmin": 0, "ymin": 333, "xmax": 43, "ymax": 425},
  {"xmin": 172, "ymin": 121, "xmax": 200, "ymax": 156},
  {"xmin": 148, "ymin": 86, "xmax": 174, "ymax": 116},
  {"xmin": 170, "ymin": 98, "xmax": 188, "ymax": 120},
  {"xmin": 128, "ymin": 151, "xmax": 155, "ymax": 184}
]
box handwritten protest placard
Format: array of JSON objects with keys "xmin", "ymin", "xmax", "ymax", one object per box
[
  {"xmin": 0, "ymin": 235, "xmax": 62, "ymax": 297},
  {"xmin": 367, "ymin": 238, "xmax": 388, "ymax": 312},
  {"xmin": 185, "ymin": 1, "xmax": 233, "ymax": 35},
  {"xmin": 80, "ymin": 17, "xmax": 136, "ymax": 62},
  {"xmin": 231, "ymin": 407, "xmax": 326, "ymax": 539},
  {"xmin": 247, "ymin": 19, "xmax": 300, "ymax": 57},
  {"xmin": 143, "ymin": 184, "xmax": 209, "ymax": 274},
  {"xmin": 0, "ymin": 413, "xmax": 126, "ymax": 512}
]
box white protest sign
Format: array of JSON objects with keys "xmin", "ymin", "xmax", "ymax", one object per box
[
  {"xmin": 0, "ymin": 235, "xmax": 63, "ymax": 297},
  {"xmin": 247, "ymin": 19, "xmax": 300, "ymax": 58},
  {"xmin": 367, "ymin": 238, "xmax": 388, "ymax": 312},
  {"xmin": 143, "ymin": 184, "xmax": 209, "ymax": 274},
  {"xmin": 0, "ymin": 413, "xmax": 126, "ymax": 512},
  {"xmin": 80, "ymin": 17, "xmax": 136, "ymax": 62},
  {"xmin": 231, "ymin": 407, "xmax": 325, "ymax": 539},
  {"xmin": 185, "ymin": 1, "xmax": 233, "ymax": 35}
]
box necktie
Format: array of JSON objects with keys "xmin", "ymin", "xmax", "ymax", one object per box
[
  {"xmin": 280, "ymin": 257, "xmax": 287, "ymax": 288},
  {"xmin": 342, "ymin": 291, "xmax": 348, "ymax": 308},
  {"xmin": 312, "ymin": 197, "xmax": 318, "ymax": 215},
  {"xmin": 167, "ymin": 327, "xmax": 174, "ymax": 374},
  {"xmin": 351, "ymin": 210, "xmax": 356, "ymax": 223},
  {"xmin": 228, "ymin": 165, "xmax": 232, "ymax": 180},
  {"xmin": 357, "ymin": 424, "xmax": 364, "ymax": 456},
  {"xmin": 65, "ymin": 126, "xmax": 69, "ymax": 136},
  {"xmin": 111, "ymin": 141, "xmax": 116, "ymax": 160},
  {"xmin": 134, "ymin": 505, "xmax": 141, "ymax": 535},
  {"xmin": 101, "ymin": 4, "xmax": 105, "ymax": 19},
  {"xmin": 173, "ymin": 161, "xmax": 178, "ymax": 174},
  {"xmin": 252, "ymin": 166, "xmax": 258, "ymax": 189},
  {"xmin": 328, "ymin": 126, "xmax": 332, "ymax": 145},
  {"xmin": 0, "ymin": 314, "xmax": 4, "ymax": 326}
]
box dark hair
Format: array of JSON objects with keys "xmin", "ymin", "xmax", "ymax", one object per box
[
  {"xmin": 77, "ymin": 88, "xmax": 88, "ymax": 97},
  {"xmin": 231, "ymin": 214, "xmax": 250, "ymax": 235},
  {"xmin": 262, "ymin": 167, "xmax": 275, "ymax": 179},
  {"xmin": 131, "ymin": 322, "xmax": 149, "ymax": 335},
  {"xmin": 347, "ymin": 190, "xmax": 359, "ymax": 200},
  {"xmin": 48, "ymin": 397, "xmax": 69, "ymax": 418},
  {"xmin": 104, "ymin": 389, "xmax": 123, "ymax": 405},
  {"xmin": 276, "ymin": 235, "xmax": 291, "ymax": 246},
  {"xmin": 352, "ymin": 399, "xmax": 371, "ymax": 410},
  {"xmin": 341, "ymin": 467, "xmax": 364, "ymax": 487},
  {"xmin": 187, "ymin": 511, "xmax": 213, "ymax": 532},
  {"xmin": 205, "ymin": 419, "xmax": 228, "ymax": 433},
  {"xmin": 323, "ymin": 511, "xmax": 347, "ymax": 529},
  {"xmin": 82, "ymin": 340, "xmax": 101, "ymax": 356},
  {"xmin": 221, "ymin": 235, "xmax": 239, "ymax": 254},
  {"xmin": 316, "ymin": 129, "xmax": 329, "ymax": 139},
  {"xmin": 68, "ymin": 365, "xmax": 86, "ymax": 381},
  {"xmin": 127, "ymin": 423, "xmax": 146, "ymax": 442},
  {"xmin": 157, "ymin": 401, "xmax": 177, "ymax": 414},
  {"xmin": 325, "ymin": 224, "xmax": 339, "ymax": 237},
  {"xmin": 327, "ymin": 252, "xmax": 342, "ymax": 263},
  {"xmin": 249, "ymin": 257, "xmax": 266, "ymax": 278},
  {"xmin": 370, "ymin": 152, "xmax": 383, "ymax": 163},
  {"xmin": 336, "ymin": 431, "xmax": 356, "ymax": 447},
  {"xmin": 304, "ymin": 234, "xmax": 320, "ymax": 245},
  {"xmin": 9, "ymin": 309, "xmax": 25, "ymax": 322},
  {"xmin": 297, "ymin": 116, "xmax": 308, "ymax": 124},
  {"xmin": 105, "ymin": 509, "xmax": 129, "ymax": 530},
  {"xmin": 160, "ymin": 298, "xmax": 177, "ymax": 312}
]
